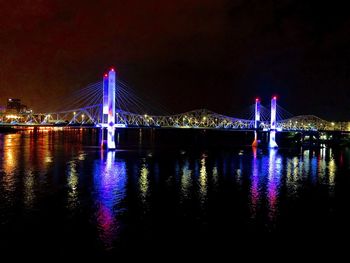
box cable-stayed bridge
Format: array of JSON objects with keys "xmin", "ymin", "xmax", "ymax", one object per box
[{"xmin": 0, "ymin": 68, "xmax": 348, "ymax": 149}]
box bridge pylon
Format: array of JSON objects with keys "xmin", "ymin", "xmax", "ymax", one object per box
[
  {"xmin": 252, "ymin": 98, "xmax": 260, "ymax": 147},
  {"xmin": 269, "ymin": 96, "xmax": 278, "ymax": 148},
  {"xmin": 100, "ymin": 68, "xmax": 116, "ymax": 150}
]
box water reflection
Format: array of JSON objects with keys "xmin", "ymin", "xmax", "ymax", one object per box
[
  {"xmin": 250, "ymin": 147, "xmax": 260, "ymax": 218},
  {"xmin": 2, "ymin": 134, "xmax": 17, "ymax": 194},
  {"xmin": 0, "ymin": 132, "xmax": 58, "ymax": 210},
  {"xmin": 285, "ymin": 157, "xmax": 298, "ymax": 198},
  {"xmin": 212, "ymin": 165, "xmax": 218, "ymax": 186},
  {"xmin": 139, "ymin": 162, "xmax": 149, "ymax": 204},
  {"xmin": 180, "ymin": 160, "xmax": 192, "ymax": 200},
  {"xmin": 67, "ymin": 160, "xmax": 79, "ymax": 210},
  {"xmin": 267, "ymin": 149, "xmax": 282, "ymax": 222},
  {"xmin": 24, "ymin": 170, "xmax": 35, "ymax": 209},
  {"xmin": 93, "ymin": 151, "xmax": 127, "ymax": 249},
  {"xmin": 328, "ymin": 158, "xmax": 336, "ymax": 184},
  {"xmin": 248, "ymin": 147, "xmax": 338, "ymax": 223},
  {"xmin": 235, "ymin": 157, "xmax": 243, "ymax": 185},
  {"xmin": 199, "ymin": 157, "xmax": 208, "ymax": 204},
  {"xmin": 0, "ymin": 130, "xmax": 345, "ymax": 253},
  {"xmin": 302, "ymin": 150, "xmax": 310, "ymax": 181}
]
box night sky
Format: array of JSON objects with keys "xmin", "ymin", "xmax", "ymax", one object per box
[{"xmin": 1, "ymin": 0, "xmax": 349, "ymax": 120}]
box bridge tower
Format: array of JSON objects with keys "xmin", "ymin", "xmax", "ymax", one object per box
[
  {"xmin": 101, "ymin": 68, "xmax": 116, "ymax": 150},
  {"xmin": 252, "ymin": 98, "xmax": 260, "ymax": 147},
  {"xmin": 103, "ymin": 73, "xmax": 109, "ymax": 120},
  {"xmin": 269, "ymin": 96, "xmax": 278, "ymax": 148},
  {"xmin": 107, "ymin": 68, "xmax": 116, "ymax": 149}
]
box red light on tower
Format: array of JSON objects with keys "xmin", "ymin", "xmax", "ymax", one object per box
[
  {"xmin": 104, "ymin": 73, "xmax": 108, "ymax": 77},
  {"xmin": 273, "ymin": 96, "xmax": 277, "ymax": 100},
  {"xmin": 110, "ymin": 67, "xmax": 115, "ymax": 72},
  {"xmin": 255, "ymin": 98, "xmax": 259, "ymax": 102}
]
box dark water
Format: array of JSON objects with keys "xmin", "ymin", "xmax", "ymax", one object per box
[{"xmin": 0, "ymin": 129, "xmax": 350, "ymax": 258}]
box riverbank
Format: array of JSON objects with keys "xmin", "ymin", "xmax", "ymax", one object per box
[{"xmin": 0, "ymin": 126, "xmax": 17, "ymax": 133}]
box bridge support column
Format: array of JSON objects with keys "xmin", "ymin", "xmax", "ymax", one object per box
[
  {"xmin": 100, "ymin": 73, "xmax": 109, "ymax": 148},
  {"xmin": 252, "ymin": 98, "xmax": 260, "ymax": 147},
  {"xmin": 107, "ymin": 68, "xmax": 116, "ymax": 150},
  {"xmin": 269, "ymin": 96, "xmax": 278, "ymax": 148},
  {"xmin": 100, "ymin": 68, "xmax": 116, "ymax": 150}
]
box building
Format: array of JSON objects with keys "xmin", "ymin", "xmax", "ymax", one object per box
[{"xmin": 6, "ymin": 98, "xmax": 29, "ymax": 113}]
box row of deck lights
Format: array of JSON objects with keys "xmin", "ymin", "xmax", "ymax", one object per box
[
  {"xmin": 71, "ymin": 112, "xmax": 84, "ymax": 122},
  {"xmin": 285, "ymin": 120, "xmax": 336, "ymax": 130}
]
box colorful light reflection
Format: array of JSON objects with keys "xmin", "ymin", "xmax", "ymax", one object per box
[
  {"xmin": 93, "ymin": 151, "xmax": 127, "ymax": 249},
  {"xmin": 267, "ymin": 148, "xmax": 281, "ymax": 222},
  {"xmin": 250, "ymin": 147, "xmax": 259, "ymax": 218}
]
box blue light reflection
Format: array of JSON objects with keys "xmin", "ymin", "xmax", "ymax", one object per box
[{"xmin": 93, "ymin": 151, "xmax": 127, "ymax": 249}]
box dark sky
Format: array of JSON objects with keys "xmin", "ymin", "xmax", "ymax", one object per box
[{"xmin": 1, "ymin": 0, "xmax": 350, "ymax": 120}]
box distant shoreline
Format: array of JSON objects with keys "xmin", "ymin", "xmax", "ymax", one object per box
[{"xmin": 0, "ymin": 127, "xmax": 16, "ymax": 133}]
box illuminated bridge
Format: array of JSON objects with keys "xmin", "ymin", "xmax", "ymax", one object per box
[
  {"xmin": 0, "ymin": 68, "xmax": 348, "ymax": 149},
  {"xmin": 1, "ymin": 105, "xmax": 344, "ymax": 131}
]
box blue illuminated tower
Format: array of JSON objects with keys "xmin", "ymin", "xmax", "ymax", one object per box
[
  {"xmin": 252, "ymin": 98, "xmax": 260, "ymax": 147},
  {"xmin": 269, "ymin": 96, "xmax": 278, "ymax": 148},
  {"xmin": 107, "ymin": 68, "xmax": 116, "ymax": 149},
  {"xmin": 100, "ymin": 73, "xmax": 109, "ymax": 148},
  {"xmin": 103, "ymin": 73, "xmax": 109, "ymax": 119}
]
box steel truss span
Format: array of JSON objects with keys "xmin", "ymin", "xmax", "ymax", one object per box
[
  {"xmin": 1, "ymin": 108, "xmax": 346, "ymax": 132},
  {"xmin": 1, "ymin": 107, "xmax": 256, "ymax": 129},
  {"xmin": 115, "ymin": 108, "xmax": 254, "ymax": 129},
  {"xmin": 277, "ymin": 115, "xmax": 337, "ymax": 131},
  {"xmin": 0, "ymin": 104, "xmax": 102, "ymax": 126}
]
